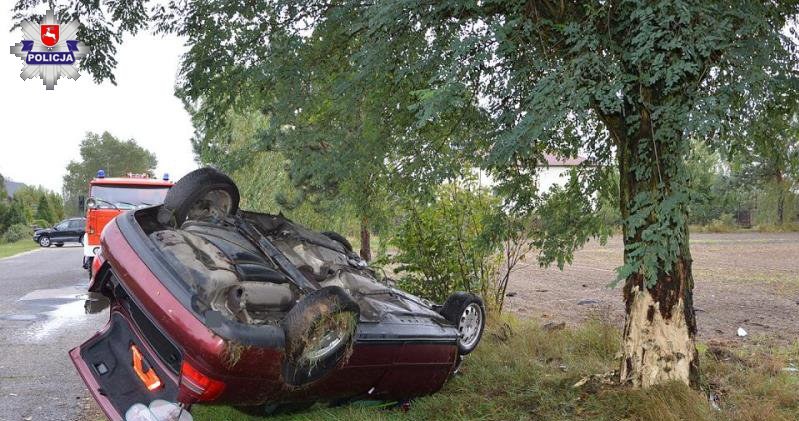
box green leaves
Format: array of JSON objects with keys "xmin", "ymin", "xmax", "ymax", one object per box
[
  {"xmin": 389, "ymin": 182, "xmax": 507, "ymax": 307},
  {"xmin": 62, "ymin": 132, "xmax": 157, "ymax": 214},
  {"xmin": 26, "ymin": 0, "xmax": 799, "ymax": 292}
]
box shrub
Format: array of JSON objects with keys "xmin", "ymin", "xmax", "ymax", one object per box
[
  {"xmin": 389, "ymin": 183, "xmax": 531, "ymax": 311},
  {"xmin": 2, "ymin": 223, "xmax": 31, "ymax": 243},
  {"xmin": 31, "ymin": 219, "xmax": 50, "ymax": 229},
  {"xmin": 701, "ymin": 213, "xmax": 737, "ymax": 233}
]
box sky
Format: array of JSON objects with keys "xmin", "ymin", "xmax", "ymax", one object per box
[{"xmin": 0, "ymin": 7, "xmax": 197, "ymax": 193}]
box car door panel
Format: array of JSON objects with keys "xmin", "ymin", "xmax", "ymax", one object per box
[{"xmin": 52, "ymin": 221, "xmax": 69, "ymax": 242}]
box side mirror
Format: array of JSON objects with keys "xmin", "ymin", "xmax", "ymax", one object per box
[
  {"xmin": 78, "ymin": 196, "xmax": 86, "ymax": 213},
  {"xmin": 86, "ymin": 197, "xmax": 97, "ymax": 209}
]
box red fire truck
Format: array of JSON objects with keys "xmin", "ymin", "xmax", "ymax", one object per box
[{"xmin": 82, "ymin": 170, "xmax": 173, "ymax": 276}]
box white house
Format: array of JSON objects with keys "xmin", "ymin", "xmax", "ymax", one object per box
[{"xmin": 476, "ymin": 154, "xmax": 587, "ymax": 192}]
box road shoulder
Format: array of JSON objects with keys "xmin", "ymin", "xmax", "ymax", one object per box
[{"xmin": 0, "ymin": 240, "xmax": 41, "ymax": 260}]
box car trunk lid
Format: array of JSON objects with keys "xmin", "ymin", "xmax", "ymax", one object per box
[{"xmin": 70, "ymin": 311, "xmax": 180, "ymax": 421}]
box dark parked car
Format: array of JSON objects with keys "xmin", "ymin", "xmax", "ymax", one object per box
[
  {"xmin": 33, "ymin": 217, "xmax": 86, "ymax": 247},
  {"xmin": 71, "ymin": 168, "xmax": 486, "ymax": 421}
]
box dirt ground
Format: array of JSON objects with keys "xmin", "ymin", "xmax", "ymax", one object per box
[{"xmin": 505, "ymin": 232, "xmax": 799, "ymax": 344}]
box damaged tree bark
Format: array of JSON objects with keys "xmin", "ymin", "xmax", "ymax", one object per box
[
  {"xmin": 620, "ymin": 255, "xmax": 699, "ymax": 387},
  {"xmin": 602, "ymin": 98, "xmax": 700, "ymax": 388}
]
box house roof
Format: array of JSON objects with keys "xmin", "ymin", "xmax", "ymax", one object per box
[{"xmin": 543, "ymin": 154, "xmax": 586, "ymax": 167}]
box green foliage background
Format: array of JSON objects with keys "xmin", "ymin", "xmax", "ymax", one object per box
[
  {"xmin": 0, "ymin": 173, "xmax": 63, "ymax": 243},
  {"xmin": 62, "ymin": 131, "xmax": 158, "ymax": 216}
]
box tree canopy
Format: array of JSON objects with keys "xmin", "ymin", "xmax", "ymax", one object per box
[
  {"xmin": 62, "ymin": 131, "xmax": 157, "ymax": 214},
  {"xmin": 13, "ymin": 185, "xmax": 64, "ymax": 225},
  {"xmin": 0, "ymin": 173, "xmax": 7, "ymax": 200}
]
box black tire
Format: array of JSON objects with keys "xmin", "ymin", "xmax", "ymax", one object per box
[
  {"xmin": 86, "ymin": 256, "xmax": 94, "ymax": 280},
  {"xmin": 440, "ymin": 292, "xmax": 486, "ymax": 355},
  {"xmin": 282, "ymin": 286, "xmax": 359, "ymax": 386},
  {"xmin": 38, "ymin": 236, "xmax": 51, "ymax": 247},
  {"xmin": 321, "ymin": 231, "xmax": 353, "ymax": 253},
  {"xmin": 55, "ymin": 243, "xmax": 64, "ymax": 248},
  {"xmin": 158, "ymin": 167, "xmax": 240, "ymax": 227}
]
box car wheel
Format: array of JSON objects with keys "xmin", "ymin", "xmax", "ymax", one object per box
[
  {"xmin": 86, "ymin": 256, "xmax": 94, "ymax": 279},
  {"xmin": 55, "ymin": 243, "xmax": 64, "ymax": 248},
  {"xmin": 281, "ymin": 286, "xmax": 359, "ymax": 386},
  {"xmin": 38, "ymin": 236, "xmax": 51, "ymax": 247},
  {"xmin": 158, "ymin": 167, "xmax": 240, "ymax": 227},
  {"xmin": 321, "ymin": 231, "xmax": 353, "ymax": 252},
  {"xmin": 440, "ymin": 292, "xmax": 486, "ymax": 355}
]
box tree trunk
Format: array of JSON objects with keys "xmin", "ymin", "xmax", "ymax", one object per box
[
  {"xmin": 606, "ymin": 102, "xmax": 700, "ymax": 388},
  {"xmin": 776, "ymin": 173, "xmax": 785, "ymax": 225},
  {"xmin": 620, "ymin": 253, "xmax": 699, "ymax": 387},
  {"xmin": 359, "ymin": 217, "xmax": 372, "ymax": 261}
]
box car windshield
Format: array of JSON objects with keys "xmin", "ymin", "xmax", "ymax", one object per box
[{"xmin": 90, "ymin": 185, "xmax": 170, "ymax": 210}]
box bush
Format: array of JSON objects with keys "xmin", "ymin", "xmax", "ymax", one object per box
[
  {"xmin": 389, "ymin": 184, "xmax": 531, "ymax": 311},
  {"xmin": 31, "ymin": 219, "xmax": 50, "ymax": 229},
  {"xmin": 2, "ymin": 223, "xmax": 31, "ymax": 243},
  {"xmin": 700, "ymin": 213, "xmax": 737, "ymax": 233}
]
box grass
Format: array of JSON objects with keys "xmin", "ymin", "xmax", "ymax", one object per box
[
  {"xmin": 0, "ymin": 239, "xmax": 38, "ymax": 259},
  {"xmin": 193, "ymin": 317, "xmax": 799, "ymax": 421},
  {"xmin": 690, "ymin": 222, "xmax": 799, "ymax": 234},
  {"xmin": 752, "ymin": 223, "xmax": 799, "ymax": 233}
]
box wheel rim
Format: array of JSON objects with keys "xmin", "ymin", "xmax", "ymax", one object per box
[
  {"xmin": 301, "ymin": 313, "xmax": 356, "ymax": 363},
  {"xmin": 40, "ymin": 237, "xmax": 50, "ymax": 246},
  {"xmin": 458, "ymin": 303, "xmax": 482, "ymax": 349},
  {"xmin": 304, "ymin": 330, "xmax": 347, "ymax": 361}
]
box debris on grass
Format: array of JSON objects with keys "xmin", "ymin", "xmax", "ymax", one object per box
[
  {"xmin": 542, "ymin": 321, "xmax": 566, "ymax": 332},
  {"xmin": 488, "ymin": 322, "xmax": 513, "ymax": 342},
  {"xmin": 708, "ymin": 391, "xmax": 721, "ymax": 411},
  {"xmin": 577, "ymin": 299, "xmax": 600, "ymax": 305},
  {"xmin": 572, "ymin": 370, "xmax": 619, "ymax": 389}
]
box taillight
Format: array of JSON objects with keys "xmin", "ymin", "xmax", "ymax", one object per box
[{"xmin": 178, "ymin": 361, "xmax": 226, "ymax": 403}]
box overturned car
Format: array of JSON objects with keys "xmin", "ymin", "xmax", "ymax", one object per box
[{"xmin": 71, "ymin": 168, "xmax": 486, "ymax": 420}]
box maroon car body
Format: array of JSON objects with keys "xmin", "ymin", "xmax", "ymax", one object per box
[{"xmin": 70, "ymin": 200, "xmax": 477, "ymax": 420}]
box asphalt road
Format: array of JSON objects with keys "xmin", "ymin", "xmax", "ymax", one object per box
[{"xmin": 0, "ymin": 245, "xmax": 106, "ymax": 421}]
